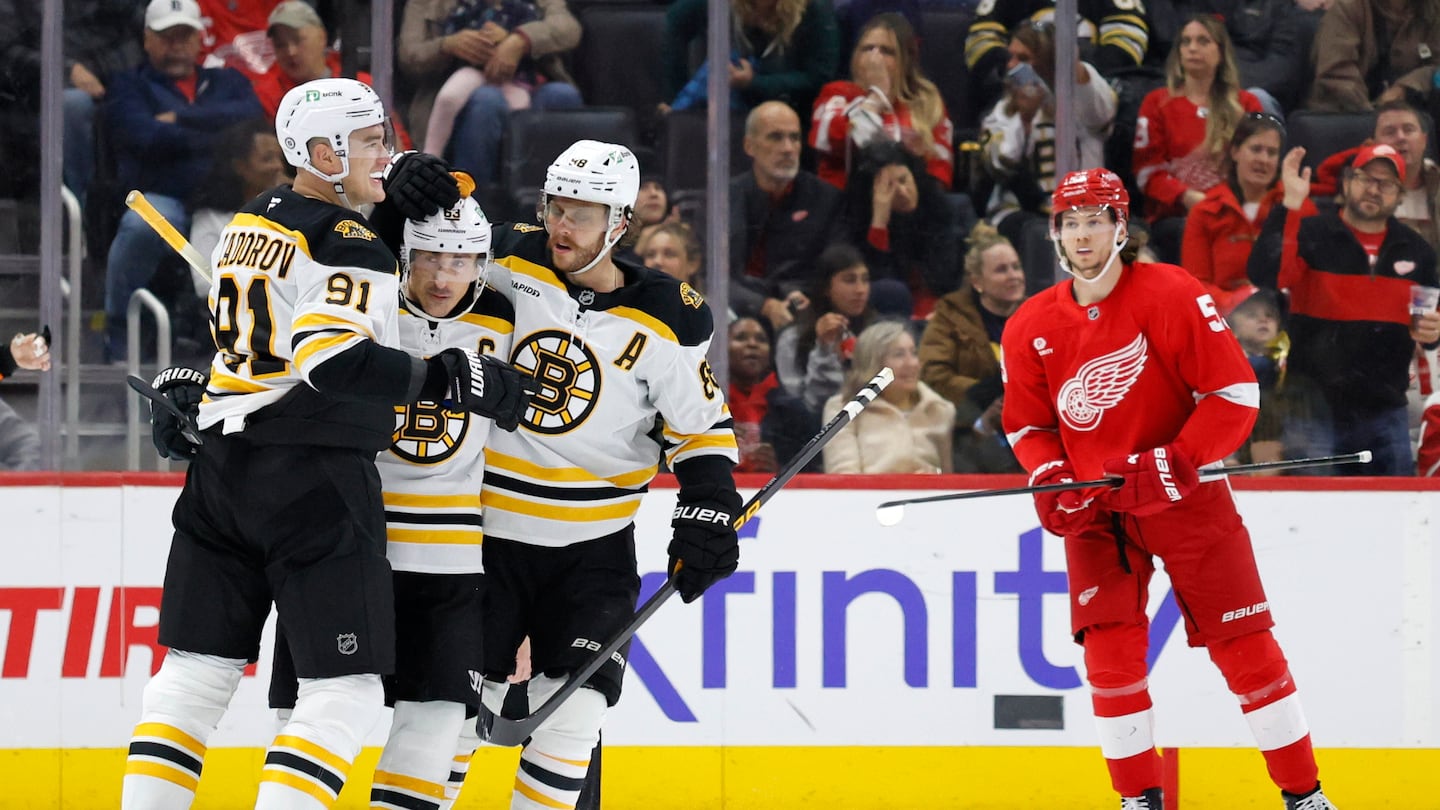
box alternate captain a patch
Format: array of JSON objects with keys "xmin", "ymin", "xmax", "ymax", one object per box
[{"xmin": 511, "ymin": 329, "xmax": 600, "ymax": 434}]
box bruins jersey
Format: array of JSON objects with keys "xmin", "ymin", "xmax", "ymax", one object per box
[
  {"xmin": 378, "ymin": 286, "xmax": 515, "ymax": 574},
  {"xmin": 482, "ymin": 224, "xmax": 737, "ymax": 547},
  {"xmin": 199, "ymin": 185, "xmax": 413, "ymax": 450},
  {"xmin": 965, "ymin": 0, "xmax": 1148, "ymax": 75}
]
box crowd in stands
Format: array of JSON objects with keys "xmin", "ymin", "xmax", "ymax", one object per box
[{"xmin": 14, "ymin": 0, "xmax": 1440, "ymax": 476}]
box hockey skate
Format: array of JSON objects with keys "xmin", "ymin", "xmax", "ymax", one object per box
[
  {"xmin": 1283, "ymin": 784, "xmax": 1338, "ymax": 809},
  {"xmin": 1120, "ymin": 788, "xmax": 1163, "ymax": 809}
]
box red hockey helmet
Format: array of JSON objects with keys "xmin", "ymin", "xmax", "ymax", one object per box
[{"xmin": 1051, "ymin": 168, "xmax": 1130, "ymax": 226}]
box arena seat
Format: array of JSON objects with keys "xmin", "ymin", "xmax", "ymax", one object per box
[
  {"xmin": 657, "ymin": 109, "xmax": 748, "ymax": 194},
  {"xmin": 917, "ymin": 8, "xmax": 974, "ymax": 131},
  {"xmin": 1286, "ymin": 111, "xmax": 1375, "ymax": 170},
  {"xmin": 499, "ymin": 107, "xmax": 641, "ymax": 214},
  {"xmin": 571, "ymin": 5, "xmax": 668, "ymax": 114}
]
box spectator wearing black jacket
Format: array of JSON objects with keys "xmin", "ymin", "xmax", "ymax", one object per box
[
  {"xmin": 729, "ymin": 101, "xmax": 845, "ymax": 331},
  {"xmin": 1249, "ymin": 142, "xmax": 1440, "ymax": 475},
  {"xmin": 842, "ymin": 139, "xmax": 961, "ymax": 318}
]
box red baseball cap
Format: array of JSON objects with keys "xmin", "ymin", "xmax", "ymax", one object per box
[{"xmin": 1353, "ymin": 142, "xmax": 1406, "ymax": 178}]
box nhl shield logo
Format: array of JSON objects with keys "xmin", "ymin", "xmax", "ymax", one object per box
[{"xmin": 337, "ymin": 633, "xmax": 359, "ymax": 655}]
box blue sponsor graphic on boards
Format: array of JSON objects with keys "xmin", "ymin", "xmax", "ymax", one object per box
[{"xmin": 628, "ymin": 525, "xmax": 1182, "ymax": 722}]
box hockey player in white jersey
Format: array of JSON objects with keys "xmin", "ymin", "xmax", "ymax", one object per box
[
  {"xmin": 367, "ymin": 192, "xmax": 518, "ymax": 810},
  {"xmin": 477, "ymin": 140, "xmax": 742, "ymax": 810},
  {"xmin": 122, "ymin": 78, "xmax": 532, "ymax": 810}
]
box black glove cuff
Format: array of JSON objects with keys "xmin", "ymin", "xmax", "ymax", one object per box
[
  {"xmin": 674, "ymin": 455, "xmax": 740, "ymax": 505},
  {"xmin": 0, "ymin": 344, "xmax": 16, "ymax": 378},
  {"xmin": 419, "ymin": 352, "xmax": 456, "ymax": 401}
]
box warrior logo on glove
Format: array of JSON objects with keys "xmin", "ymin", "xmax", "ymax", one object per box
[{"xmin": 426, "ymin": 347, "xmax": 537, "ymax": 432}]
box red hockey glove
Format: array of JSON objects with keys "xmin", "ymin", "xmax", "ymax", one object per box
[
  {"xmin": 1101, "ymin": 445, "xmax": 1199, "ymax": 516},
  {"xmin": 1029, "ymin": 459, "xmax": 1101, "ymax": 537}
]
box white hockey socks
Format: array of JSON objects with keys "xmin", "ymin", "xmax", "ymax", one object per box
[
  {"xmin": 371, "ymin": 700, "xmax": 467, "ymax": 810},
  {"xmin": 121, "ymin": 650, "xmax": 247, "ymax": 810},
  {"xmin": 511, "ymin": 677, "xmax": 606, "ymax": 810},
  {"xmin": 438, "ymin": 718, "xmax": 482, "ymax": 810},
  {"xmin": 254, "ymin": 673, "xmax": 384, "ymax": 810}
]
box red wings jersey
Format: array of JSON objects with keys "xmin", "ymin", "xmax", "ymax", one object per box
[{"xmin": 1000, "ymin": 261, "xmax": 1260, "ymax": 479}]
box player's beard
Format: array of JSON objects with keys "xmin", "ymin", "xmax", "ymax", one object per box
[{"xmin": 549, "ymin": 230, "xmax": 607, "ymax": 274}]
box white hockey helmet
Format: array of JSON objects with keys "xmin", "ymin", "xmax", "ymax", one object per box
[
  {"xmin": 538, "ymin": 140, "xmax": 640, "ymax": 275},
  {"xmin": 401, "ymin": 196, "xmax": 492, "ymax": 321},
  {"xmin": 540, "ymin": 140, "xmax": 640, "ymax": 232},
  {"xmin": 275, "ymin": 77, "xmax": 391, "ymax": 184}
]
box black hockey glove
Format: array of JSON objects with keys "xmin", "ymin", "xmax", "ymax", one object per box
[
  {"xmin": 668, "ymin": 485, "xmax": 742, "ymax": 603},
  {"xmin": 382, "ymin": 151, "xmax": 461, "ymax": 220},
  {"xmin": 150, "ymin": 365, "xmax": 208, "ymax": 461},
  {"xmin": 427, "ymin": 348, "xmax": 536, "ymax": 432}
]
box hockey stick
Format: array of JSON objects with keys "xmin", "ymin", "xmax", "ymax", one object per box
[
  {"xmin": 478, "ymin": 366, "xmax": 897, "ymax": 747},
  {"xmin": 874, "ymin": 450, "xmax": 1373, "ymax": 527},
  {"xmin": 125, "ymin": 374, "xmax": 204, "ymax": 446},
  {"xmin": 125, "ymin": 190, "xmax": 213, "ymax": 285}
]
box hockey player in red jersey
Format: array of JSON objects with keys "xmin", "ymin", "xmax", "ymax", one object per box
[{"xmin": 999, "ymin": 168, "xmax": 1338, "ymax": 810}]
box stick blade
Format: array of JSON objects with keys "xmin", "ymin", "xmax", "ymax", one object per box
[
  {"xmin": 476, "ymin": 705, "xmax": 532, "ymax": 747},
  {"xmin": 875, "ymin": 503, "xmax": 905, "ymax": 527}
]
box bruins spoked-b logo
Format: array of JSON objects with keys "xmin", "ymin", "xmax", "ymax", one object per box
[
  {"xmin": 511, "ymin": 329, "xmax": 600, "ymax": 434},
  {"xmin": 392, "ymin": 400, "xmax": 470, "ymax": 462}
]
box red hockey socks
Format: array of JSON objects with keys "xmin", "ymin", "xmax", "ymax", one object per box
[
  {"xmin": 1207, "ymin": 630, "xmax": 1320, "ymax": 795},
  {"xmin": 1084, "ymin": 622, "xmax": 1162, "ymax": 796}
]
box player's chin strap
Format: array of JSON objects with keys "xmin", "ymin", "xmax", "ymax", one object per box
[
  {"xmin": 565, "ymin": 206, "xmax": 630, "ymax": 277},
  {"xmin": 1052, "ymin": 221, "xmax": 1128, "ymax": 287},
  {"xmin": 301, "ymin": 152, "xmax": 379, "ymax": 212}
]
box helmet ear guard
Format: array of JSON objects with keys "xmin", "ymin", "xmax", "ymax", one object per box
[{"xmin": 275, "ymin": 78, "xmax": 391, "ymax": 185}]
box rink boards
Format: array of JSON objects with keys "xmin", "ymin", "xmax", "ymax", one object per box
[{"xmin": 0, "ymin": 472, "xmax": 1436, "ymax": 808}]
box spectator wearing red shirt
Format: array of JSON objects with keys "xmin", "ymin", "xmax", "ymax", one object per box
[
  {"xmin": 250, "ymin": 2, "xmax": 412, "ymax": 148},
  {"xmin": 1133, "ymin": 15, "xmax": 1262, "ymax": 262},
  {"xmin": 810, "ymin": 13, "xmax": 953, "ymax": 191},
  {"xmin": 1182, "ymin": 113, "xmax": 1317, "ymax": 300},
  {"xmin": 727, "ymin": 316, "xmax": 819, "ymax": 473}
]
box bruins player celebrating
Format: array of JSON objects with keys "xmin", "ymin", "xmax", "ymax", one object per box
[
  {"xmin": 271, "ymin": 192, "xmax": 519, "ymax": 810},
  {"xmin": 373, "ymin": 195, "xmax": 517, "ymax": 810},
  {"xmin": 122, "ymin": 78, "xmax": 530, "ymax": 810},
  {"xmin": 479, "ymin": 140, "xmax": 741, "ymax": 810}
]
